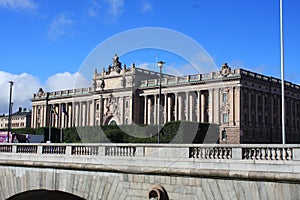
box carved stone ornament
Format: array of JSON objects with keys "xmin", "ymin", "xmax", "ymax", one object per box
[
  {"xmin": 37, "ymin": 88, "xmax": 45, "ymax": 98},
  {"xmin": 104, "ymin": 94, "xmax": 120, "ymax": 117},
  {"xmin": 220, "ymin": 63, "xmax": 233, "ymax": 77},
  {"xmin": 95, "ymin": 79, "xmax": 105, "ymax": 90},
  {"xmin": 220, "ymin": 102, "xmax": 230, "ymax": 113}
]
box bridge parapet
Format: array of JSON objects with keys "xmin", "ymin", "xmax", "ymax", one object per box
[
  {"xmin": 0, "ymin": 143, "xmax": 300, "ymax": 160},
  {"xmin": 0, "ymin": 143, "xmax": 299, "ymax": 160},
  {"xmin": 1, "ymin": 143, "xmax": 300, "ymax": 182}
]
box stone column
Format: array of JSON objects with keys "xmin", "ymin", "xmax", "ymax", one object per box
[
  {"xmin": 90, "ymin": 99, "xmax": 95, "ymax": 126},
  {"xmin": 154, "ymin": 95, "xmax": 157, "ymax": 125},
  {"xmin": 229, "ymin": 87, "xmax": 234, "ymax": 126},
  {"xmin": 185, "ymin": 92, "xmax": 189, "ymax": 121},
  {"xmin": 99, "ymin": 95, "xmax": 103, "ymax": 125},
  {"xmin": 72, "ymin": 102, "xmax": 76, "ymax": 127},
  {"xmin": 201, "ymin": 92, "xmax": 205, "ymax": 123},
  {"xmin": 178, "ymin": 94, "xmax": 182, "ymax": 121},
  {"xmin": 189, "ymin": 92, "xmax": 194, "ymax": 121},
  {"xmin": 174, "ymin": 93, "xmax": 178, "ymax": 121},
  {"xmin": 197, "ymin": 91, "xmax": 201, "ymax": 122},
  {"xmin": 68, "ymin": 103, "xmax": 72, "ymax": 128},
  {"xmin": 144, "ymin": 96, "xmax": 147, "ymax": 124},
  {"xmin": 164, "ymin": 94, "xmax": 168, "ymax": 123},
  {"xmin": 147, "ymin": 97, "xmax": 152, "ymax": 124},
  {"xmin": 167, "ymin": 95, "xmax": 172, "ymax": 122},
  {"xmin": 60, "ymin": 103, "xmax": 65, "ymax": 128},
  {"xmin": 31, "ymin": 105, "xmax": 35, "ymax": 128},
  {"xmin": 86, "ymin": 101, "xmax": 90, "ymax": 126},
  {"xmin": 209, "ymin": 89, "xmax": 214, "ymax": 123}
]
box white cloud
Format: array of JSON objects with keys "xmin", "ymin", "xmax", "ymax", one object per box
[
  {"xmin": 47, "ymin": 11, "xmax": 74, "ymax": 40},
  {"xmin": 87, "ymin": 0, "xmax": 102, "ymax": 18},
  {"xmin": 141, "ymin": 1, "xmax": 152, "ymax": 13},
  {"xmin": 45, "ymin": 72, "xmax": 90, "ymax": 91},
  {"xmin": 104, "ymin": 0, "xmax": 124, "ymax": 17},
  {"xmin": 0, "ymin": 71, "xmax": 40, "ymax": 115},
  {"xmin": 0, "ymin": 0, "xmax": 37, "ymax": 11},
  {"xmin": 0, "ymin": 71, "xmax": 90, "ymax": 115}
]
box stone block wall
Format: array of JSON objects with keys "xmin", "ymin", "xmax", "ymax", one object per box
[{"xmin": 2, "ymin": 165, "xmax": 300, "ymax": 200}]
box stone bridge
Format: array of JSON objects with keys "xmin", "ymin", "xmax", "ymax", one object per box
[{"xmin": 0, "ymin": 143, "xmax": 300, "ymax": 200}]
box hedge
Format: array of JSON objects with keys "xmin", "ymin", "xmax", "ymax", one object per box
[{"xmin": 8, "ymin": 121, "xmax": 219, "ymax": 144}]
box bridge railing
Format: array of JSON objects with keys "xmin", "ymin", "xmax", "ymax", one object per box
[{"xmin": 0, "ymin": 143, "xmax": 299, "ymax": 161}]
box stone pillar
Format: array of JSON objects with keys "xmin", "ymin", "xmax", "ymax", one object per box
[
  {"xmin": 174, "ymin": 93, "xmax": 178, "ymax": 121},
  {"xmin": 99, "ymin": 95, "xmax": 103, "ymax": 125},
  {"xmin": 87, "ymin": 101, "xmax": 90, "ymax": 126},
  {"xmin": 144, "ymin": 96, "xmax": 147, "ymax": 124},
  {"xmin": 229, "ymin": 87, "xmax": 235, "ymax": 126},
  {"xmin": 185, "ymin": 92, "xmax": 189, "ymax": 121},
  {"xmin": 216, "ymin": 89, "xmax": 221, "ymax": 124},
  {"xmin": 209, "ymin": 89, "xmax": 214, "ymax": 123},
  {"xmin": 154, "ymin": 95, "xmax": 157, "ymax": 125},
  {"xmin": 167, "ymin": 95, "xmax": 172, "ymax": 122},
  {"xmin": 31, "ymin": 105, "xmax": 35, "ymax": 128},
  {"xmin": 61, "ymin": 103, "xmax": 65, "ymax": 128},
  {"xmin": 72, "ymin": 102, "xmax": 76, "ymax": 127},
  {"xmin": 197, "ymin": 91, "xmax": 201, "ymax": 122},
  {"xmin": 164, "ymin": 94, "xmax": 168, "ymax": 123},
  {"xmin": 235, "ymin": 86, "xmax": 241, "ymax": 126},
  {"xmin": 201, "ymin": 92, "xmax": 205, "ymax": 123},
  {"xmin": 90, "ymin": 99, "xmax": 95, "ymax": 126},
  {"xmin": 178, "ymin": 94, "xmax": 182, "ymax": 121},
  {"xmin": 189, "ymin": 92, "xmax": 194, "ymax": 121},
  {"xmin": 147, "ymin": 97, "xmax": 152, "ymax": 124},
  {"xmin": 68, "ymin": 103, "xmax": 72, "ymax": 128}
]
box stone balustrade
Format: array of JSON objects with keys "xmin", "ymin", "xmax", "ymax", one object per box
[
  {"xmin": 1, "ymin": 143, "xmax": 300, "ymax": 183},
  {"xmin": 0, "ymin": 143, "xmax": 299, "ymax": 161}
]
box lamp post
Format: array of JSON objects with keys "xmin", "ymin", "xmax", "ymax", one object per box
[
  {"xmin": 280, "ymin": 0, "xmax": 285, "ymax": 144},
  {"xmin": 157, "ymin": 61, "xmax": 165, "ymax": 144},
  {"xmin": 7, "ymin": 81, "xmax": 14, "ymax": 143}
]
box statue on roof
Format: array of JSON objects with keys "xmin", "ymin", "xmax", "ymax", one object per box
[{"xmin": 112, "ymin": 54, "xmax": 122, "ymax": 73}]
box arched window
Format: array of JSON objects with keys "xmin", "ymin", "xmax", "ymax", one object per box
[{"xmin": 109, "ymin": 120, "xmax": 117, "ymax": 125}]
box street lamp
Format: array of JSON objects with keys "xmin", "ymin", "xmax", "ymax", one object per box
[
  {"xmin": 7, "ymin": 81, "xmax": 14, "ymax": 143},
  {"xmin": 157, "ymin": 61, "xmax": 165, "ymax": 144}
]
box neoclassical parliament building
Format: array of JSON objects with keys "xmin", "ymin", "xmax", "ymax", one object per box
[{"xmin": 31, "ymin": 55, "xmax": 300, "ymax": 144}]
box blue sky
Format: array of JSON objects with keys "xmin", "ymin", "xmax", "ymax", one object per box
[{"xmin": 0, "ymin": 0, "xmax": 299, "ymax": 114}]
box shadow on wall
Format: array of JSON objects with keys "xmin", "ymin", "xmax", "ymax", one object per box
[{"xmin": 7, "ymin": 190, "xmax": 85, "ymax": 200}]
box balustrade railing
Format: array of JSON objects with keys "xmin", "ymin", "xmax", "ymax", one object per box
[
  {"xmin": 189, "ymin": 147, "xmax": 232, "ymax": 159},
  {"xmin": 43, "ymin": 146, "xmax": 66, "ymax": 154},
  {"xmin": 242, "ymin": 147, "xmax": 293, "ymax": 160},
  {"xmin": 0, "ymin": 145, "xmax": 12, "ymax": 153},
  {"xmin": 16, "ymin": 145, "xmax": 38, "ymax": 154},
  {"xmin": 72, "ymin": 146, "xmax": 99, "ymax": 155},
  {"xmin": 0, "ymin": 144, "xmax": 298, "ymax": 162},
  {"xmin": 105, "ymin": 146, "xmax": 136, "ymax": 157}
]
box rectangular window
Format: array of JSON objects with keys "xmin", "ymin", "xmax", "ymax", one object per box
[
  {"xmin": 223, "ymin": 113, "xmax": 228, "ymax": 123},
  {"xmin": 222, "ymin": 92, "xmax": 228, "ymax": 102}
]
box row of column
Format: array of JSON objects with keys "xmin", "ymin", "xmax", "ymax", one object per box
[
  {"xmin": 143, "ymin": 91, "xmax": 208, "ymax": 125},
  {"xmin": 32, "ymin": 98, "xmax": 102, "ymax": 129}
]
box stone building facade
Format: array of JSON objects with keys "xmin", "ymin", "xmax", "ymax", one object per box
[
  {"xmin": 0, "ymin": 107, "xmax": 31, "ymax": 129},
  {"xmin": 31, "ymin": 55, "xmax": 300, "ymax": 144}
]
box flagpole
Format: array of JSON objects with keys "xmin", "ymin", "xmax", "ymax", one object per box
[{"xmin": 280, "ymin": 0, "xmax": 285, "ymax": 144}]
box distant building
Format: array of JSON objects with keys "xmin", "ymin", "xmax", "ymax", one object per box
[
  {"xmin": 0, "ymin": 107, "xmax": 32, "ymax": 129},
  {"xmin": 31, "ymin": 54, "xmax": 300, "ymax": 144}
]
